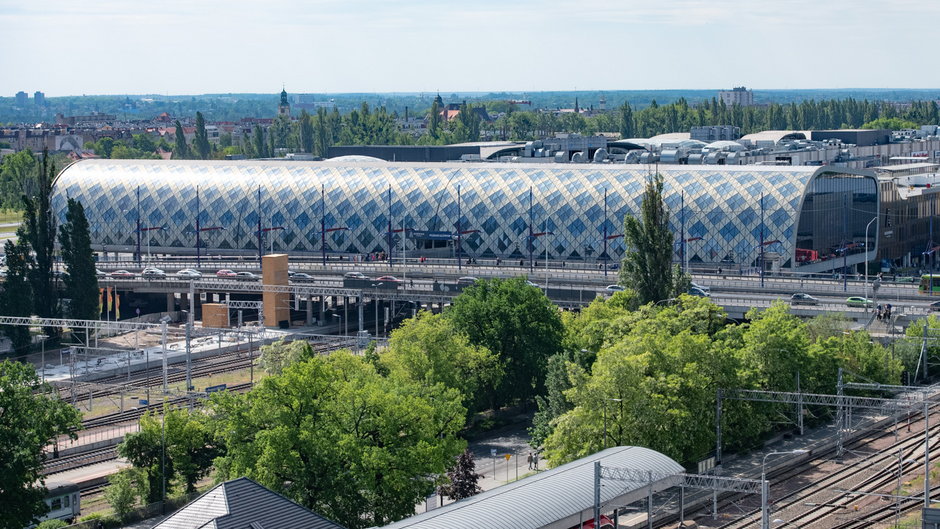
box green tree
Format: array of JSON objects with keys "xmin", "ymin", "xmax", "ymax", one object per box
[
  {"xmin": 251, "ymin": 125, "xmax": 267, "ymax": 158},
  {"xmin": 209, "ymin": 352, "xmax": 465, "ymax": 528},
  {"xmin": 428, "ymin": 99, "xmax": 442, "ymax": 140},
  {"xmin": 0, "ymin": 360, "xmax": 81, "ymax": 528},
  {"xmin": 105, "ymin": 467, "xmax": 149, "ymax": 520},
  {"xmin": 257, "ymin": 339, "xmax": 314, "ymax": 375},
  {"xmin": 618, "ymin": 102, "xmax": 634, "ymax": 138},
  {"xmin": 382, "ymin": 311, "xmax": 502, "ymax": 415},
  {"xmin": 22, "ymin": 149, "xmax": 58, "ymax": 334},
  {"xmin": 446, "ymin": 278, "xmax": 563, "ymax": 407},
  {"xmin": 0, "ymin": 230, "xmax": 34, "ymax": 353},
  {"xmin": 91, "ymin": 137, "xmax": 115, "ymax": 158},
  {"xmin": 0, "ymin": 149, "xmax": 37, "ymax": 209},
  {"xmin": 59, "ymin": 198, "xmax": 99, "ymax": 336},
  {"xmin": 299, "ymin": 109, "xmax": 314, "ymax": 153},
  {"xmin": 193, "ymin": 111, "xmax": 210, "ymax": 160},
  {"xmin": 860, "ymin": 117, "xmax": 918, "ymax": 130},
  {"xmin": 173, "ymin": 120, "xmax": 189, "ymax": 159},
  {"xmin": 118, "ymin": 407, "xmax": 217, "ymax": 502},
  {"xmin": 620, "ymin": 173, "xmax": 676, "ymax": 304},
  {"xmin": 132, "ymin": 133, "xmax": 157, "ymax": 153}
]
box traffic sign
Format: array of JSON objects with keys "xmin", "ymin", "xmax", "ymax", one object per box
[
  {"xmin": 504, "ymin": 454, "xmax": 511, "ymax": 461},
  {"xmin": 138, "ymin": 399, "xmax": 149, "ymax": 405}
]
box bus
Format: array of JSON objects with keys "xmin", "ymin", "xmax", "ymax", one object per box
[{"xmin": 919, "ymin": 274, "xmax": 940, "ymax": 295}]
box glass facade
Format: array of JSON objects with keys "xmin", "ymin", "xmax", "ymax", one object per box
[
  {"xmin": 51, "ymin": 160, "xmax": 876, "ymax": 269},
  {"xmin": 794, "ymin": 171, "xmax": 879, "ymax": 266}
]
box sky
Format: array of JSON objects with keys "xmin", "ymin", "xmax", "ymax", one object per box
[{"xmin": 2, "ymin": 0, "xmax": 938, "ymax": 97}]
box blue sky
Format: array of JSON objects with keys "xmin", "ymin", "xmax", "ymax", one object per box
[{"xmin": 2, "ymin": 0, "xmax": 937, "ymax": 96}]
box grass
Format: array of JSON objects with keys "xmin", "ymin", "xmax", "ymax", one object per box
[{"xmin": 77, "ymin": 363, "xmax": 265, "ymax": 420}]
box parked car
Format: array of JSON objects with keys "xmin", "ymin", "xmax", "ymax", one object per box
[
  {"xmin": 235, "ymin": 271, "xmax": 259, "ymax": 281},
  {"xmin": 216, "ymin": 269, "xmax": 237, "ymax": 278},
  {"xmin": 846, "ymin": 296, "xmax": 874, "ymax": 308},
  {"xmin": 141, "ymin": 267, "xmax": 166, "ymax": 279},
  {"xmin": 53, "ymin": 270, "xmax": 70, "ymax": 280},
  {"xmin": 290, "ymin": 272, "xmax": 315, "ymax": 281},
  {"xmin": 344, "ymin": 271, "xmax": 367, "ymax": 280},
  {"xmin": 930, "ymin": 301, "xmax": 940, "ymax": 312},
  {"xmin": 110, "ymin": 269, "xmax": 135, "ymax": 279},
  {"xmin": 605, "ymin": 284, "xmax": 625, "ymax": 294},
  {"xmin": 177, "ymin": 269, "xmax": 202, "ymax": 279},
  {"xmin": 789, "ymin": 293, "xmax": 819, "ymax": 306},
  {"xmin": 457, "ymin": 276, "xmax": 479, "ymax": 285}
]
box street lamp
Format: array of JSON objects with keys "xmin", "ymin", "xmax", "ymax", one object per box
[
  {"xmin": 332, "ymin": 314, "xmax": 344, "ymax": 338},
  {"xmin": 603, "ymin": 398, "xmax": 622, "ymax": 448},
  {"xmin": 864, "ymin": 216, "xmax": 878, "ymax": 311},
  {"xmin": 762, "ymin": 450, "xmax": 808, "ymax": 529}
]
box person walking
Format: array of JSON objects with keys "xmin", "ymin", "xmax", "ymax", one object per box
[{"xmin": 527, "ymin": 452, "xmax": 533, "ymax": 470}]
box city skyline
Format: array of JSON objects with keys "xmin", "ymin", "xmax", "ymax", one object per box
[{"xmin": 2, "ymin": 0, "xmax": 940, "ymax": 97}]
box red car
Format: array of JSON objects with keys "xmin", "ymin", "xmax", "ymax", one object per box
[
  {"xmin": 375, "ymin": 275, "xmax": 401, "ymax": 282},
  {"xmin": 109, "ymin": 269, "xmax": 135, "ymax": 279},
  {"xmin": 216, "ymin": 269, "xmax": 237, "ymax": 278}
]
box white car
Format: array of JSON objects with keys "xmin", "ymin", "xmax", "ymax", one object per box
[
  {"xmin": 344, "ymin": 271, "xmax": 368, "ymax": 280},
  {"xmin": 177, "ymin": 269, "xmax": 202, "ymax": 279},
  {"xmin": 605, "ymin": 284, "xmax": 625, "ymax": 294},
  {"xmin": 141, "ymin": 267, "xmax": 166, "ymax": 279}
]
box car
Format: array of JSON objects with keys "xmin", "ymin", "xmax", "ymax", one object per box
[
  {"xmin": 216, "ymin": 269, "xmax": 237, "ymax": 278},
  {"xmin": 53, "ymin": 270, "xmax": 70, "ymax": 280},
  {"xmin": 95, "ymin": 268, "xmax": 106, "ymax": 278},
  {"xmin": 344, "ymin": 271, "xmax": 368, "ymax": 280},
  {"xmin": 930, "ymin": 301, "xmax": 940, "ymax": 312},
  {"xmin": 235, "ymin": 271, "xmax": 259, "ymax": 280},
  {"xmin": 110, "ymin": 269, "xmax": 134, "ymax": 279},
  {"xmin": 688, "ymin": 286, "xmax": 709, "ymax": 297},
  {"xmin": 846, "ymin": 296, "xmax": 874, "ymax": 308},
  {"xmin": 375, "ymin": 275, "xmax": 400, "ymax": 282},
  {"xmin": 176, "ymin": 269, "xmax": 202, "ymax": 279},
  {"xmin": 290, "ymin": 272, "xmax": 315, "ymax": 281},
  {"xmin": 690, "ymin": 282, "xmax": 710, "ymax": 295},
  {"xmin": 141, "ymin": 267, "xmax": 166, "ymax": 279},
  {"xmin": 525, "ymin": 280, "xmax": 540, "ymax": 288},
  {"xmin": 605, "ymin": 284, "xmax": 625, "ymax": 294},
  {"xmin": 457, "ymin": 276, "xmax": 479, "ymax": 285},
  {"xmin": 789, "ymin": 293, "xmax": 819, "ymax": 306},
  {"xmin": 896, "ymin": 276, "xmax": 916, "ymax": 283}
]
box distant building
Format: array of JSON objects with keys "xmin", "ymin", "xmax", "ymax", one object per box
[
  {"xmin": 278, "ymin": 87, "xmax": 291, "ymax": 117},
  {"xmin": 719, "ymin": 86, "xmax": 754, "ymax": 107},
  {"xmin": 15, "ymin": 91, "xmax": 27, "ymax": 105},
  {"xmin": 34, "ymin": 91, "xmax": 45, "ymax": 106}
]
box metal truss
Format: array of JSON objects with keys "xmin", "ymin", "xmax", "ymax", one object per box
[
  {"xmin": 0, "ymin": 315, "xmax": 161, "ymax": 332},
  {"xmin": 723, "ymin": 388, "xmax": 924, "ymax": 412},
  {"xmin": 600, "ymin": 466, "xmax": 762, "ymax": 494},
  {"xmin": 222, "ymin": 300, "xmax": 263, "ymax": 310}
]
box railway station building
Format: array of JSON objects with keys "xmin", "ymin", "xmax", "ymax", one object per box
[{"xmin": 52, "ymin": 159, "xmax": 883, "ymax": 274}]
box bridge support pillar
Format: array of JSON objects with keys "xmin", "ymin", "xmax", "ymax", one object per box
[
  {"xmin": 166, "ymin": 293, "xmax": 175, "ymax": 313},
  {"xmin": 306, "ymin": 297, "xmax": 313, "ymax": 325},
  {"xmin": 358, "ymin": 296, "xmax": 364, "ymax": 333},
  {"xmin": 319, "ymin": 296, "xmax": 326, "ymax": 326}
]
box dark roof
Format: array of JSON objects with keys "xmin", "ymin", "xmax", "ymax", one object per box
[{"xmin": 154, "ymin": 477, "xmax": 345, "ymax": 529}]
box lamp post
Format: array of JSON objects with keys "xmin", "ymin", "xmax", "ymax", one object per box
[
  {"xmin": 762, "ymin": 450, "xmax": 808, "ymax": 529},
  {"xmin": 864, "ymin": 216, "xmax": 878, "ymax": 311}
]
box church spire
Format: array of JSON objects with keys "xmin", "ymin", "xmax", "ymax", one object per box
[{"xmin": 278, "ymin": 86, "xmax": 290, "ymax": 117}]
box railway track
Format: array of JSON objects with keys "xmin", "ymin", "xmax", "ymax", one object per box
[
  {"xmin": 43, "ymin": 447, "xmax": 118, "ymax": 476},
  {"xmin": 703, "ymin": 400, "xmax": 940, "ymax": 528}
]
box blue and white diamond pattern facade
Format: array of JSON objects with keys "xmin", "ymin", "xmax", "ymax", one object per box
[{"xmin": 51, "ymin": 160, "xmax": 877, "ymax": 269}]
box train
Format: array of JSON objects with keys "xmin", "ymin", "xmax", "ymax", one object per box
[{"xmin": 31, "ymin": 480, "xmax": 81, "ymax": 526}]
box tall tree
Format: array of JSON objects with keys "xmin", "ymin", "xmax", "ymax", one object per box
[
  {"xmin": 446, "ymin": 278, "xmax": 563, "ymax": 407},
  {"xmin": 22, "ymin": 149, "xmax": 58, "ymax": 334},
  {"xmin": 428, "ymin": 99, "xmax": 442, "ymax": 140},
  {"xmin": 0, "ymin": 229, "xmax": 34, "ymax": 353},
  {"xmin": 0, "ymin": 360, "xmax": 81, "ymax": 529},
  {"xmin": 620, "ymin": 173, "xmax": 675, "ymax": 304},
  {"xmin": 173, "ymin": 120, "xmax": 189, "ymax": 160},
  {"xmin": 252, "ymin": 125, "xmax": 267, "ymax": 158},
  {"xmin": 58, "ymin": 198, "xmax": 100, "ymax": 337},
  {"xmin": 299, "ymin": 109, "xmax": 314, "ymax": 154},
  {"xmin": 618, "ymin": 102, "xmax": 634, "ymax": 138},
  {"xmin": 193, "ymin": 112, "xmax": 210, "ymax": 160}
]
